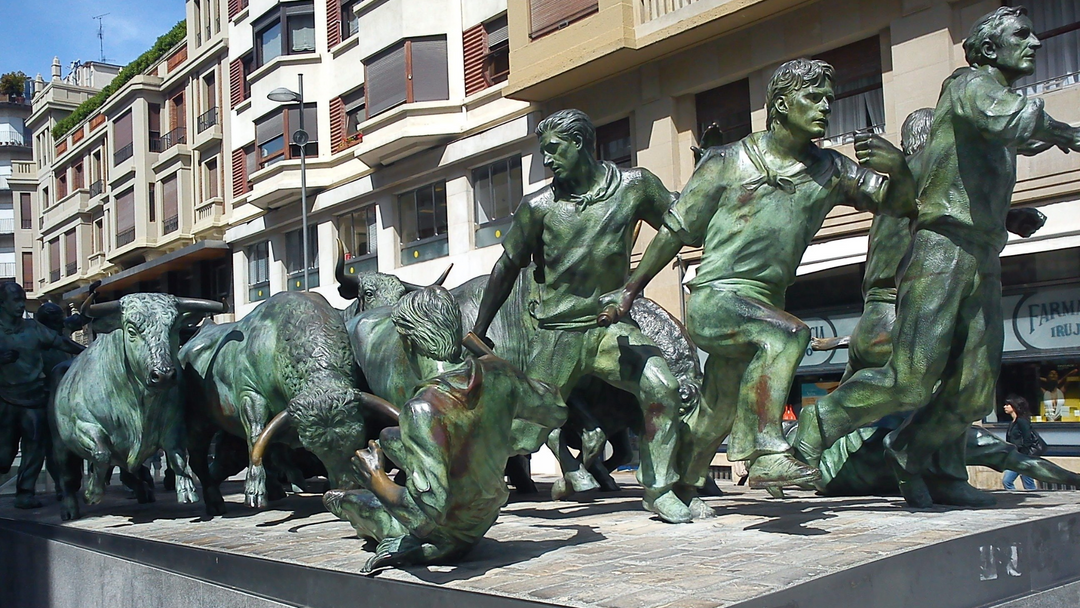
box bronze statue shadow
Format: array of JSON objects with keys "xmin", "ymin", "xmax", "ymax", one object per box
[{"xmin": 399, "ymin": 523, "xmax": 605, "ymax": 584}]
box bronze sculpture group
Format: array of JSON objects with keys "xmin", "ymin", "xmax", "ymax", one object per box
[{"xmin": 3, "ymin": 5, "xmax": 1079, "ymax": 572}]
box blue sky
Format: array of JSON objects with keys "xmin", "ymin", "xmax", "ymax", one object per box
[{"xmin": 0, "ymin": 1, "xmax": 186, "ymax": 78}]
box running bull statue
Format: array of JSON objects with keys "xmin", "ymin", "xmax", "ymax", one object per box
[
  {"xmin": 180, "ymin": 291, "xmax": 399, "ymax": 515},
  {"xmin": 51, "ymin": 291, "xmax": 224, "ymax": 521}
]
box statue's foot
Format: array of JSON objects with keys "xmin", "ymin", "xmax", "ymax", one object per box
[
  {"xmin": 14, "ymin": 494, "xmax": 42, "ymax": 509},
  {"xmin": 551, "ymin": 476, "xmax": 572, "ymax": 501},
  {"xmin": 792, "ymin": 405, "xmax": 824, "ymax": 470},
  {"xmin": 174, "ymin": 476, "xmax": 198, "ymax": 504},
  {"xmin": 687, "ymin": 497, "xmax": 715, "ymax": 519},
  {"xmin": 60, "ymin": 496, "xmax": 80, "ymax": 521},
  {"xmin": 580, "ymin": 428, "xmax": 606, "ymax": 466},
  {"xmin": 644, "ymin": 490, "xmax": 692, "ymax": 524},
  {"xmin": 363, "ymin": 535, "xmax": 429, "ymax": 574},
  {"xmin": 323, "ymin": 489, "xmax": 347, "ymax": 520},
  {"xmin": 567, "ymin": 469, "xmax": 600, "ymax": 494},
  {"xmin": 926, "ymin": 479, "xmax": 996, "ymax": 508},
  {"xmin": 245, "ymin": 464, "xmax": 267, "ymax": 508},
  {"xmin": 766, "ymin": 487, "xmax": 785, "ymax": 499},
  {"xmin": 885, "ymin": 457, "xmax": 933, "ymax": 509},
  {"xmin": 747, "ymin": 454, "xmax": 821, "ymax": 489},
  {"xmin": 596, "ymin": 472, "xmax": 621, "ymax": 492}
]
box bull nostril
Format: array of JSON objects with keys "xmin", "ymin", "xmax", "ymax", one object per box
[{"xmin": 148, "ymin": 368, "xmax": 176, "ymax": 386}]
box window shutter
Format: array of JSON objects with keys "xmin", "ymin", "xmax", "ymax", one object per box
[
  {"xmin": 228, "ymin": 0, "xmax": 241, "ymax": 19},
  {"xmin": 230, "ymin": 58, "xmax": 245, "ymax": 107},
  {"xmin": 232, "ymin": 147, "xmax": 248, "ymax": 196},
  {"xmin": 116, "ymin": 190, "xmax": 135, "ymax": 234},
  {"xmin": 65, "ymin": 230, "xmax": 77, "ymax": 266},
  {"xmin": 366, "ymin": 44, "xmax": 407, "ymax": 117},
  {"xmin": 22, "ymin": 252, "xmax": 33, "ymax": 289},
  {"xmin": 463, "ymin": 24, "xmax": 487, "ymax": 96},
  {"xmin": 19, "ymin": 193, "xmax": 31, "ymax": 228},
  {"xmin": 327, "ymin": 0, "xmax": 342, "ymax": 48},
  {"xmin": 529, "ymin": 0, "xmax": 598, "ymax": 38},
  {"xmin": 49, "ymin": 240, "xmax": 59, "ymax": 275},
  {"xmin": 330, "ymin": 96, "xmax": 345, "ymax": 153},
  {"xmin": 114, "ymin": 111, "xmax": 133, "ymax": 149},
  {"xmin": 486, "ymin": 16, "xmax": 508, "ymax": 47},
  {"xmin": 411, "ymin": 37, "xmax": 449, "ymax": 103},
  {"xmin": 163, "ymin": 176, "xmax": 179, "ymax": 220}
]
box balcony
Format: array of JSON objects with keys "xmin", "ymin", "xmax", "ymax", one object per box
[
  {"xmin": 114, "ymin": 143, "xmax": 134, "ymax": 165},
  {"xmin": 197, "ymin": 107, "xmax": 218, "ymax": 133},
  {"xmin": 0, "ymin": 218, "xmax": 14, "ymax": 234},
  {"xmin": 65, "ymin": 262, "xmax": 77, "ymax": 277},
  {"xmin": 50, "ymin": 269, "xmax": 60, "ymax": 282},
  {"xmin": 163, "ymin": 215, "xmax": 179, "ymax": 235},
  {"xmin": 116, "ymin": 228, "xmax": 135, "ymax": 247},
  {"xmin": 639, "ymin": 0, "xmax": 699, "ymax": 23},
  {"xmin": 160, "ymin": 127, "xmax": 187, "ymax": 151},
  {"xmin": 0, "ymin": 262, "xmax": 14, "ymax": 280}
]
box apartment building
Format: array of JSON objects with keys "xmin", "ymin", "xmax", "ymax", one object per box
[
  {"xmin": 0, "ymin": 78, "xmax": 35, "ymax": 293},
  {"xmin": 30, "ymin": 1, "xmax": 234, "ymax": 308},
  {"xmin": 224, "ymin": 0, "xmax": 536, "ymax": 315},
  {"xmin": 501, "ymin": 0, "xmax": 1080, "ymax": 451}
]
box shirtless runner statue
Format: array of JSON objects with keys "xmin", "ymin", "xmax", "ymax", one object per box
[
  {"xmin": 599, "ymin": 58, "xmax": 917, "ymax": 511},
  {"xmin": 793, "ymin": 6, "xmax": 1080, "ymax": 508},
  {"xmin": 468, "ymin": 109, "xmax": 694, "ymax": 523}
]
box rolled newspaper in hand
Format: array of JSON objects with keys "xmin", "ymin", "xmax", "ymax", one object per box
[
  {"xmin": 597, "ymin": 304, "xmax": 620, "ymax": 328},
  {"xmin": 462, "ymin": 332, "xmax": 496, "ymax": 358}
]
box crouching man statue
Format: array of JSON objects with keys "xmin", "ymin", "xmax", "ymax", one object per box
[{"xmin": 324, "ymin": 287, "xmax": 567, "ymax": 572}]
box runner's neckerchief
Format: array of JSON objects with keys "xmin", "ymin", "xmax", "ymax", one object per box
[{"xmin": 554, "ymin": 161, "xmax": 621, "ymax": 209}]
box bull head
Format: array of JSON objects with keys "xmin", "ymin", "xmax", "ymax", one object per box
[
  {"xmin": 83, "ymin": 289, "xmax": 226, "ymax": 389},
  {"xmin": 335, "ymin": 239, "xmax": 453, "ymax": 311}
]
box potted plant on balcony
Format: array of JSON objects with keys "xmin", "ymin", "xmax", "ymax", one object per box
[{"xmin": 0, "ymin": 71, "xmax": 28, "ymax": 103}]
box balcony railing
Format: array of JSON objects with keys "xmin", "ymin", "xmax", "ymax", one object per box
[
  {"xmin": 116, "ymin": 228, "xmax": 135, "ymax": 247},
  {"xmin": 197, "ymin": 107, "xmax": 218, "ymax": 133},
  {"xmin": 0, "ymin": 262, "xmax": 15, "ymax": 279},
  {"xmin": 0, "ymin": 218, "xmax": 14, "ymax": 234},
  {"xmin": 114, "ymin": 143, "xmax": 133, "ymax": 165},
  {"xmin": 160, "ymin": 127, "xmax": 187, "ymax": 151},
  {"xmin": 89, "ymin": 179, "xmax": 104, "ymax": 197},
  {"xmin": 21, "ymin": 218, "xmax": 31, "ymax": 230},
  {"xmin": 50, "ymin": 269, "xmax": 60, "ymax": 282},
  {"xmin": 163, "ymin": 215, "xmax": 179, "ymax": 235},
  {"xmin": 65, "ymin": 262, "xmax": 77, "ymax": 276},
  {"xmin": 639, "ymin": 0, "xmax": 698, "ymax": 23}
]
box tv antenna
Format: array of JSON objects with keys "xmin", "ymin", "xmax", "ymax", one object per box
[{"xmin": 93, "ymin": 13, "xmax": 110, "ymax": 63}]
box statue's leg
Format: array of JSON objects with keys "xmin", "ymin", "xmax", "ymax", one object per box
[
  {"xmin": 674, "ymin": 351, "xmax": 741, "ymax": 503},
  {"xmin": 80, "ymin": 424, "xmax": 111, "ymax": 505},
  {"xmin": 587, "ymin": 323, "xmax": 691, "ymax": 523},
  {"xmin": 238, "ymin": 391, "xmax": 270, "ymax": 508},
  {"xmin": 843, "ymin": 299, "xmax": 897, "ymax": 382},
  {"xmin": 323, "ymin": 488, "xmax": 407, "ymax": 541},
  {"xmin": 187, "ymin": 421, "xmax": 224, "ymax": 515},
  {"xmin": 119, "ymin": 467, "xmax": 155, "ymax": 504},
  {"xmin": 887, "ymin": 267, "xmax": 1002, "ymax": 508},
  {"xmin": 795, "ymin": 231, "xmax": 967, "ymax": 488},
  {"xmin": 0, "ymin": 402, "xmax": 17, "ymax": 475},
  {"xmin": 13, "ymin": 407, "xmax": 46, "ymax": 509}
]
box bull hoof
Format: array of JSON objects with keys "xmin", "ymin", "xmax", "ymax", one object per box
[
  {"xmin": 688, "ymin": 497, "xmax": 715, "ymax": 519},
  {"xmin": 84, "ymin": 488, "xmax": 104, "ymax": 506},
  {"xmin": 206, "ymin": 500, "xmax": 227, "ymax": 516},
  {"xmin": 175, "ymin": 477, "xmax": 199, "ymax": 504},
  {"xmin": 567, "ymin": 469, "xmax": 600, "ymax": 494},
  {"xmin": 14, "ymin": 495, "xmax": 43, "ymax": 509},
  {"xmin": 245, "ymin": 465, "xmax": 267, "ymax": 508},
  {"xmin": 644, "ymin": 490, "xmax": 692, "ymax": 524},
  {"xmin": 60, "ymin": 497, "xmax": 80, "ymax": 521}
]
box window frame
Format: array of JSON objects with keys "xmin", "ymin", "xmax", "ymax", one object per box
[
  {"xmin": 254, "ymin": 103, "xmax": 318, "ymax": 170},
  {"xmin": 473, "ymin": 155, "xmax": 523, "ymax": 229},
  {"xmin": 398, "ymin": 180, "xmax": 449, "ymax": 247},
  {"xmin": 253, "ymin": 1, "xmax": 316, "ymax": 69},
  {"xmin": 363, "ymin": 36, "xmax": 449, "ymax": 120},
  {"xmin": 596, "ymin": 118, "xmax": 633, "ymax": 168},
  {"xmin": 483, "ymin": 15, "xmax": 510, "ymax": 86},
  {"xmin": 247, "ymin": 240, "xmax": 271, "ymax": 302}
]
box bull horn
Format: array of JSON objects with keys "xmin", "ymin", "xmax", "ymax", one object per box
[
  {"xmin": 358, "ymin": 392, "xmax": 400, "ymax": 422},
  {"xmin": 176, "ymin": 298, "xmax": 227, "ymax": 315},
  {"xmin": 401, "ymin": 263, "xmax": 453, "ymax": 292},
  {"xmin": 251, "ymin": 410, "xmax": 291, "ymax": 467},
  {"xmin": 336, "ymin": 239, "xmax": 361, "ymax": 300},
  {"xmin": 85, "ymin": 301, "xmax": 122, "ymax": 319}
]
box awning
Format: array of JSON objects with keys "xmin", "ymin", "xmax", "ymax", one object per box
[{"xmin": 63, "ymin": 240, "xmax": 230, "ymax": 300}]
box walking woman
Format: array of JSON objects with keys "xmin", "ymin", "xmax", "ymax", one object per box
[{"xmin": 1003, "ymin": 395, "xmax": 1037, "ymax": 490}]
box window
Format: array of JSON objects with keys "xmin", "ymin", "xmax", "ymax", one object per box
[
  {"xmin": 57, "ymin": 171, "xmax": 68, "ymax": 200},
  {"xmin": 64, "ymin": 229, "xmax": 77, "ymax": 277},
  {"xmin": 285, "ymin": 226, "xmax": 319, "ymax": 289},
  {"xmin": 49, "ymin": 238, "xmax": 60, "ymax": 282},
  {"xmin": 253, "ymin": 1, "xmax": 315, "ymax": 68},
  {"xmin": 364, "ymin": 36, "xmax": 449, "ymax": 118},
  {"xmin": 529, "ymin": 0, "xmax": 598, "ymax": 39},
  {"xmin": 162, "ymin": 175, "xmax": 179, "ymax": 234},
  {"xmin": 73, "ymin": 161, "xmax": 85, "ymax": 190},
  {"xmin": 484, "ymin": 16, "xmax": 509, "ymax": 86},
  {"xmin": 21, "ymin": 252, "xmax": 33, "ymax": 291},
  {"xmin": 344, "ymin": 87, "xmax": 365, "ymax": 139},
  {"xmin": 399, "ymin": 181, "xmax": 448, "ymax": 244},
  {"xmin": 41, "ymin": 187, "xmax": 49, "ymax": 212},
  {"xmin": 232, "ymin": 145, "xmax": 255, "ymax": 196},
  {"xmin": 696, "ymin": 79, "xmax": 753, "ymax": 146},
  {"xmin": 148, "ymin": 183, "xmax": 156, "ymax": 223},
  {"xmin": 474, "ymin": 155, "xmax": 522, "ymax": 226},
  {"xmin": 114, "ymin": 110, "xmax": 133, "ymax": 164},
  {"xmin": 116, "ymin": 189, "xmax": 135, "ymax": 246},
  {"xmin": 204, "ymin": 157, "xmax": 219, "ymax": 200},
  {"xmin": 230, "ymin": 54, "xmax": 253, "ymax": 106},
  {"xmin": 93, "ymin": 215, "xmax": 104, "ymax": 254},
  {"xmin": 247, "ymin": 241, "xmax": 270, "ymax": 301},
  {"xmin": 1013, "ymin": 0, "xmax": 1080, "ymax": 93},
  {"xmin": 338, "ymin": 206, "xmax": 378, "ymax": 274},
  {"xmin": 19, "ymin": 193, "xmax": 31, "ymax": 229},
  {"xmin": 255, "ymin": 104, "xmax": 318, "ymax": 169},
  {"xmin": 814, "ymin": 37, "xmax": 885, "ymax": 144},
  {"xmin": 340, "ymin": 0, "xmax": 360, "ymax": 40},
  {"xmin": 149, "ymin": 103, "xmax": 161, "ymax": 149},
  {"xmin": 596, "ymin": 118, "xmax": 632, "ymax": 168}
]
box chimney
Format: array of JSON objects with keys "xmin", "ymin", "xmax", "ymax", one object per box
[
  {"xmin": 51, "ymin": 57, "xmax": 61, "ymax": 81},
  {"xmin": 34, "ymin": 74, "xmax": 45, "ymax": 96}
]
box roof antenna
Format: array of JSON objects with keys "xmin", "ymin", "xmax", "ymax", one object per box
[{"xmin": 93, "ymin": 13, "xmax": 110, "ymax": 63}]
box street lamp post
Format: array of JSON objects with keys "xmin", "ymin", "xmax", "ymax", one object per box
[{"xmin": 268, "ymin": 75, "xmax": 310, "ymax": 291}]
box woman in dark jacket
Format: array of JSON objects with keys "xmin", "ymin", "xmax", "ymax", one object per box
[{"xmin": 1003, "ymin": 395, "xmax": 1037, "ymax": 490}]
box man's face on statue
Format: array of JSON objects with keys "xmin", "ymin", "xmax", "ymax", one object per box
[
  {"xmin": 539, "ymin": 131, "xmax": 581, "ymax": 181},
  {"xmin": 781, "ymin": 81, "xmax": 834, "ymax": 140},
  {"xmin": 1, "ymin": 290, "xmax": 26, "ymax": 318},
  {"xmin": 992, "ymin": 16, "xmax": 1040, "ymax": 79}
]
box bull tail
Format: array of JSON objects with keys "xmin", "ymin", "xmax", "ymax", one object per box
[{"xmin": 251, "ymin": 410, "xmax": 291, "ymax": 467}]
